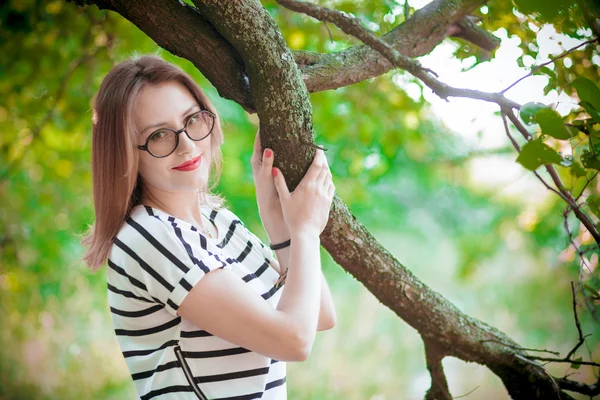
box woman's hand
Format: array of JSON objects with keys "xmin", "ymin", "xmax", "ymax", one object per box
[
  {"xmin": 250, "ymin": 130, "xmax": 289, "ymax": 242},
  {"xmin": 272, "ymin": 148, "xmax": 334, "ymax": 238}
]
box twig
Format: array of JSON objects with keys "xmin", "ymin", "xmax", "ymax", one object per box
[
  {"xmin": 323, "ymin": 21, "xmax": 333, "ymax": 42},
  {"xmin": 480, "ymin": 338, "xmax": 561, "ymax": 356},
  {"xmin": 524, "ymin": 356, "xmax": 600, "ymax": 368},
  {"xmin": 502, "ymin": 38, "xmax": 599, "ymax": 94},
  {"xmin": 574, "ymin": 171, "xmax": 599, "ymax": 202},
  {"xmin": 565, "ymin": 281, "xmax": 586, "ymax": 360},
  {"xmin": 451, "ymin": 386, "xmax": 480, "ymax": 399},
  {"xmin": 562, "ymin": 210, "xmax": 599, "ymax": 323}
]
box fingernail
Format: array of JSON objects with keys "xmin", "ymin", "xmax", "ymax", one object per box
[
  {"xmin": 272, "ymin": 168, "xmax": 277, "ymax": 177},
  {"xmin": 265, "ymin": 149, "xmax": 273, "ymax": 158}
]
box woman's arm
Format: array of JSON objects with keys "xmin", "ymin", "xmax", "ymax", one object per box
[{"xmin": 269, "ymin": 243, "xmax": 336, "ymax": 331}]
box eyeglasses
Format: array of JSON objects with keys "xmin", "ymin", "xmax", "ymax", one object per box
[{"xmin": 137, "ymin": 110, "xmax": 216, "ymax": 158}]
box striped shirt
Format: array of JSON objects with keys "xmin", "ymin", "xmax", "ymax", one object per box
[{"xmin": 107, "ymin": 204, "xmax": 287, "ymax": 400}]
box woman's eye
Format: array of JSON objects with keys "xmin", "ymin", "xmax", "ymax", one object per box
[
  {"xmin": 187, "ymin": 115, "xmax": 199, "ymax": 126},
  {"xmin": 150, "ymin": 131, "xmax": 168, "ymax": 141}
]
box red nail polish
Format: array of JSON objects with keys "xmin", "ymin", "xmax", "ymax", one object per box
[
  {"xmin": 265, "ymin": 149, "xmax": 273, "ymax": 158},
  {"xmin": 272, "ymin": 168, "xmax": 277, "ymax": 177}
]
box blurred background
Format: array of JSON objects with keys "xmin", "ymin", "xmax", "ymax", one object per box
[{"xmin": 1, "ymin": 0, "xmax": 599, "ymax": 399}]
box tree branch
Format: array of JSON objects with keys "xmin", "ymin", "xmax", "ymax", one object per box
[
  {"xmin": 277, "ymin": 0, "xmax": 519, "ymax": 109},
  {"xmin": 449, "ymin": 16, "xmax": 500, "ymax": 53},
  {"xmin": 555, "ymin": 375, "xmax": 600, "ymax": 396},
  {"xmin": 424, "ymin": 341, "xmax": 452, "ymax": 400},
  {"xmin": 299, "ymin": 0, "xmax": 500, "ymax": 94}
]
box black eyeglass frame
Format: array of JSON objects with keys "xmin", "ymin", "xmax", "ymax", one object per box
[{"xmin": 137, "ymin": 109, "xmax": 216, "ymax": 158}]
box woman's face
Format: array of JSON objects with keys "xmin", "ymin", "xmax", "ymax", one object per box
[{"xmin": 134, "ymin": 81, "xmax": 213, "ymax": 196}]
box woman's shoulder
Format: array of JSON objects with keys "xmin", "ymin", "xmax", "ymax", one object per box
[{"xmin": 113, "ymin": 205, "xmax": 174, "ymax": 246}]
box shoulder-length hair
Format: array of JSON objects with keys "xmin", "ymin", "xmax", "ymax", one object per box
[{"xmin": 82, "ymin": 54, "xmax": 225, "ymax": 271}]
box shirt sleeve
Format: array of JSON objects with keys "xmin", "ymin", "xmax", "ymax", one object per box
[{"xmin": 110, "ymin": 213, "xmax": 234, "ymax": 317}]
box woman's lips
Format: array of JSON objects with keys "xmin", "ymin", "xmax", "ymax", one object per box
[{"xmin": 172, "ymin": 155, "xmax": 201, "ymax": 171}]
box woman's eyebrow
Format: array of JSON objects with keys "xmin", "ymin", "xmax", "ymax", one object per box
[{"xmin": 139, "ymin": 104, "xmax": 200, "ymax": 135}]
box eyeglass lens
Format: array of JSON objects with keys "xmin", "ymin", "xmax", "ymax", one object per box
[{"xmin": 147, "ymin": 111, "xmax": 214, "ymax": 157}]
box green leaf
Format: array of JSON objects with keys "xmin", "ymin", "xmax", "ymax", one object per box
[
  {"xmin": 587, "ymin": 197, "xmax": 600, "ymax": 219},
  {"xmin": 570, "ymin": 160, "xmax": 587, "ymax": 177},
  {"xmin": 573, "ymin": 77, "xmax": 600, "ymax": 112},
  {"xmin": 536, "ymin": 108, "xmax": 576, "ymax": 140},
  {"xmin": 516, "ymin": 139, "xmax": 563, "ymax": 170},
  {"xmin": 571, "ymin": 357, "xmax": 583, "ymax": 370},
  {"xmin": 581, "ymin": 101, "xmax": 600, "ymax": 124},
  {"xmin": 581, "ymin": 149, "xmax": 600, "ymax": 170},
  {"xmin": 520, "ymin": 102, "xmax": 549, "ymax": 125},
  {"xmin": 533, "ymin": 65, "xmax": 557, "ymax": 81}
]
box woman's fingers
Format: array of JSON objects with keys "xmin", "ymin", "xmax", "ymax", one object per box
[
  {"xmin": 304, "ymin": 149, "xmax": 326, "ymax": 182},
  {"xmin": 327, "ymin": 182, "xmax": 335, "ymax": 198},
  {"xmin": 250, "ymin": 129, "xmax": 262, "ymax": 169},
  {"xmin": 262, "ymin": 147, "xmax": 274, "ymax": 175},
  {"xmin": 272, "ymin": 167, "xmax": 290, "ymax": 202}
]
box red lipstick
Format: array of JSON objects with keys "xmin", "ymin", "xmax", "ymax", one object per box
[{"xmin": 173, "ymin": 156, "xmax": 201, "ymax": 171}]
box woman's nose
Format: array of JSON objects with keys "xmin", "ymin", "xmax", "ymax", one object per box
[{"xmin": 176, "ymin": 129, "xmax": 196, "ymax": 154}]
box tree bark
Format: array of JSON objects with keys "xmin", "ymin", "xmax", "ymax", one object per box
[{"xmin": 71, "ymin": 0, "xmax": 574, "ymax": 397}]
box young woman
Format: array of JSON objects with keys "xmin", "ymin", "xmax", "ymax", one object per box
[{"xmin": 82, "ymin": 55, "xmax": 336, "ymax": 400}]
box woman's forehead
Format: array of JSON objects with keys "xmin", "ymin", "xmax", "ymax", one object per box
[{"xmin": 135, "ymin": 81, "xmax": 198, "ymax": 125}]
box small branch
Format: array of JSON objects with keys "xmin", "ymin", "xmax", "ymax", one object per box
[
  {"xmin": 480, "ymin": 338, "xmax": 561, "ymax": 356},
  {"xmin": 502, "ymin": 38, "xmax": 599, "ymax": 94},
  {"xmin": 562, "ymin": 209, "xmax": 600, "ymax": 323},
  {"xmin": 292, "ymin": 50, "xmax": 321, "ymax": 66},
  {"xmin": 525, "ymin": 356, "xmax": 600, "ymax": 368},
  {"xmin": 452, "ymin": 386, "xmax": 480, "ymax": 399},
  {"xmin": 451, "ymin": 16, "xmax": 501, "ymax": 53},
  {"xmin": 565, "ymin": 281, "xmax": 586, "ymax": 360},
  {"xmin": 555, "ymin": 375, "xmax": 600, "ymax": 396},
  {"xmin": 323, "ymin": 21, "xmax": 333, "ymax": 42},
  {"xmin": 574, "ymin": 171, "xmax": 599, "ymax": 202},
  {"xmin": 424, "ymin": 341, "xmax": 452, "ymax": 400}
]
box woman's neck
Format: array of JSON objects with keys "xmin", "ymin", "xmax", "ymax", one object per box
[{"xmin": 141, "ymin": 186, "xmax": 207, "ymax": 229}]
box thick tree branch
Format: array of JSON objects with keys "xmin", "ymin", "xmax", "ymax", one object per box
[
  {"xmin": 299, "ymin": 0, "xmax": 499, "ymax": 94},
  {"xmin": 449, "ymin": 16, "xmax": 500, "ymax": 53},
  {"xmin": 72, "ymin": 0, "xmax": 501, "ymax": 110},
  {"xmin": 278, "ymin": 0, "xmax": 519, "ymax": 109}
]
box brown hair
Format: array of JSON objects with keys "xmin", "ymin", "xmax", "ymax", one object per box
[{"xmin": 82, "ymin": 54, "xmax": 225, "ymax": 271}]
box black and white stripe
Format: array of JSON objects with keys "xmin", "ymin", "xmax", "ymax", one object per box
[{"xmin": 107, "ymin": 204, "xmax": 287, "ymax": 399}]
